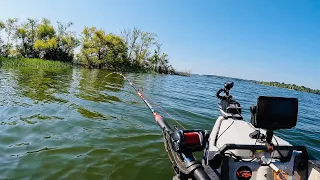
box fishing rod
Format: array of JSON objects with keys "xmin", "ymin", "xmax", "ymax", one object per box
[{"xmin": 107, "ymin": 72, "xmax": 211, "ymax": 180}]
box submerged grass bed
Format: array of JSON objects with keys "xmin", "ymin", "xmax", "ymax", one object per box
[{"xmin": 0, "ymin": 58, "xmax": 72, "ymax": 69}]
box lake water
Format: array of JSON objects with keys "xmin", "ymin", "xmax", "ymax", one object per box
[{"xmin": 0, "ymin": 68, "xmax": 319, "ymax": 180}]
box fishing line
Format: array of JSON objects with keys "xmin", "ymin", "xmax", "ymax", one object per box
[
  {"xmin": 142, "ymin": 93, "xmax": 186, "ymax": 129},
  {"xmin": 143, "ymin": 94, "xmax": 186, "ymax": 130},
  {"xmin": 143, "ymin": 98, "xmax": 180, "ymax": 122},
  {"xmin": 104, "ymin": 72, "xmax": 186, "ymax": 130}
]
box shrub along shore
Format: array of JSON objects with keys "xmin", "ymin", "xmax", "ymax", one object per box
[
  {"xmin": 256, "ymin": 81, "xmax": 320, "ymax": 95},
  {"xmin": 0, "ymin": 17, "xmax": 192, "ymax": 76}
]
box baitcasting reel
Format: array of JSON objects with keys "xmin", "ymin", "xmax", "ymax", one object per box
[{"xmin": 170, "ymin": 130, "xmax": 208, "ymax": 153}]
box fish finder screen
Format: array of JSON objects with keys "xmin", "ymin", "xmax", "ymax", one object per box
[{"xmin": 255, "ymin": 96, "xmax": 298, "ymax": 129}]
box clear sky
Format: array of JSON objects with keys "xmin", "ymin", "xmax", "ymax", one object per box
[{"xmin": 1, "ymin": 0, "xmax": 319, "ymax": 89}]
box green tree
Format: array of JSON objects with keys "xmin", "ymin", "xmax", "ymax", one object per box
[
  {"xmin": 148, "ymin": 43, "xmax": 161, "ymax": 71},
  {"xmin": 56, "ymin": 21, "xmax": 80, "ymax": 62},
  {"xmin": 103, "ymin": 33, "xmax": 128, "ymax": 70},
  {"xmin": 0, "ymin": 21, "xmax": 4, "ymax": 30},
  {"xmin": 121, "ymin": 27, "xmax": 174, "ymax": 73},
  {"xmin": 2, "ymin": 18, "xmax": 18, "ymax": 57},
  {"xmin": 78, "ymin": 27, "xmax": 128, "ymax": 70},
  {"xmin": 15, "ymin": 18, "xmax": 39, "ymax": 58},
  {"xmin": 26, "ymin": 18, "xmax": 38, "ymax": 57},
  {"xmin": 5, "ymin": 18, "xmax": 18, "ymax": 45},
  {"xmin": 148, "ymin": 49, "xmax": 159, "ymax": 71},
  {"xmin": 0, "ymin": 21, "xmax": 5, "ymax": 56},
  {"xmin": 121, "ymin": 27, "xmax": 157, "ymax": 67},
  {"xmin": 147, "ymin": 43, "xmax": 174, "ymax": 73},
  {"xmin": 15, "ymin": 27, "xmax": 27, "ymax": 57},
  {"xmin": 32, "ymin": 19, "xmax": 79, "ymax": 61},
  {"xmin": 34, "ymin": 18, "xmax": 57, "ymax": 60},
  {"xmin": 158, "ymin": 52, "xmax": 169, "ymax": 73},
  {"xmin": 77, "ymin": 27, "xmax": 105, "ymax": 67}
]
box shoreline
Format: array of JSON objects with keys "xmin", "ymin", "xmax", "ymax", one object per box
[
  {"xmin": 2, "ymin": 58, "xmax": 317, "ymax": 93},
  {"xmin": 0, "ymin": 57, "xmax": 191, "ymax": 77},
  {"xmin": 255, "ymin": 81, "xmax": 320, "ymax": 95}
]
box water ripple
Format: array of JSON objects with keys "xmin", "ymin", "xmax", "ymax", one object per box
[{"xmin": 0, "ymin": 69, "xmax": 319, "ymax": 180}]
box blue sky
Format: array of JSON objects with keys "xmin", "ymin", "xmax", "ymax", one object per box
[{"xmin": 1, "ymin": 0, "xmax": 319, "ymax": 89}]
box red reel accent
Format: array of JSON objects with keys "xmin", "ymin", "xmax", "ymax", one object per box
[
  {"xmin": 268, "ymin": 145, "xmax": 274, "ymax": 152},
  {"xmin": 184, "ymin": 132, "xmax": 201, "ymax": 145}
]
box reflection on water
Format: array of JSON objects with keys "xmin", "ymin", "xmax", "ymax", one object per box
[
  {"xmin": 15, "ymin": 68, "xmax": 72, "ymax": 103},
  {"xmin": 75, "ymin": 69, "xmax": 123, "ymax": 104},
  {"xmin": 0, "ymin": 67, "xmax": 319, "ymax": 180}
]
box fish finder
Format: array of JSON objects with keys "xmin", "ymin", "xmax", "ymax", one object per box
[
  {"xmin": 250, "ymin": 96, "xmax": 298, "ymax": 143},
  {"xmin": 251, "ymin": 96, "xmax": 298, "ymax": 129}
]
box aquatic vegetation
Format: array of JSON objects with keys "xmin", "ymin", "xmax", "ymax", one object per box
[
  {"xmin": 19, "ymin": 114, "xmax": 64, "ymax": 124},
  {"xmin": 0, "ymin": 58, "xmax": 72, "ymax": 69},
  {"xmin": 77, "ymin": 107, "xmax": 114, "ymax": 120}
]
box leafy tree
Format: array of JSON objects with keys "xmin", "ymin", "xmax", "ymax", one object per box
[
  {"xmin": 32, "ymin": 19, "xmax": 79, "ymax": 61},
  {"xmin": 15, "ymin": 18, "xmax": 39, "ymax": 58},
  {"xmin": 121, "ymin": 28, "xmax": 176, "ymax": 73},
  {"xmin": 78, "ymin": 27, "xmax": 105, "ymax": 67},
  {"xmin": 121, "ymin": 27, "xmax": 157, "ymax": 67},
  {"xmin": 122, "ymin": 27, "xmax": 140, "ymax": 64},
  {"xmin": 78, "ymin": 27, "xmax": 128, "ymax": 70},
  {"xmin": 55, "ymin": 21, "xmax": 80, "ymax": 62},
  {"xmin": 1, "ymin": 18, "xmax": 18, "ymax": 57},
  {"xmin": 148, "ymin": 43, "xmax": 161, "ymax": 71},
  {"xmin": 5, "ymin": 18, "xmax": 18, "ymax": 45},
  {"xmin": 0, "ymin": 21, "xmax": 4, "ymax": 29},
  {"xmin": 103, "ymin": 33, "xmax": 128, "ymax": 70},
  {"xmin": 0, "ymin": 21, "xmax": 5, "ymax": 56},
  {"xmin": 158, "ymin": 52, "xmax": 169, "ymax": 73},
  {"xmin": 15, "ymin": 27, "xmax": 27, "ymax": 57},
  {"xmin": 34, "ymin": 18, "xmax": 58, "ymax": 60},
  {"xmin": 26, "ymin": 18, "xmax": 38, "ymax": 57},
  {"xmin": 147, "ymin": 43, "xmax": 174, "ymax": 73}
]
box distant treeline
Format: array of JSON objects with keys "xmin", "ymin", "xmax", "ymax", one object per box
[
  {"xmin": 257, "ymin": 81, "xmax": 320, "ymax": 95},
  {"xmin": 0, "ymin": 18, "xmax": 176, "ymax": 74}
]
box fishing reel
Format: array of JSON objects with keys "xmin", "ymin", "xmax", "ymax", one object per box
[{"xmin": 170, "ymin": 130, "xmax": 208, "ymax": 153}]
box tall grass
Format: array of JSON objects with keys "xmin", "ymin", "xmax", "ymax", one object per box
[{"xmin": 0, "ymin": 58, "xmax": 72, "ymax": 69}]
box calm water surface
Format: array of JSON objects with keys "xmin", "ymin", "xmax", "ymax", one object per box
[{"xmin": 0, "ymin": 68, "xmax": 319, "ymax": 180}]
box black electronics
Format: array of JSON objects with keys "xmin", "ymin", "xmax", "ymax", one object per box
[
  {"xmin": 216, "ymin": 82, "xmax": 243, "ymax": 120},
  {"xmin": 251, "ymin": 96, "xmax": 298, "ymax": 130}
]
